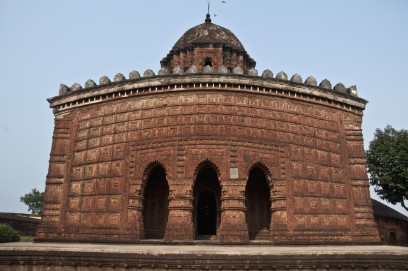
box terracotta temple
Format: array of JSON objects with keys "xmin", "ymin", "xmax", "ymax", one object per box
[{"xmin": 36, "ymin": 14, "xmax": 380, "ymax": 244}]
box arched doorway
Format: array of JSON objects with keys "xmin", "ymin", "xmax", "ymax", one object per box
[
  {"xmin": 143, "ymin": 165, "xmax": 169, "ymax": 239},
  {"xmin": 245, "ymin": 166, "xmax": 271, "ymax": 240},
  {"xmin": 193, "ymin": 163, "xmax": 221, "ymax": 239},
  {"xmin": 389, "ymin": 232, "xmax": 397, "ymax": 245}
]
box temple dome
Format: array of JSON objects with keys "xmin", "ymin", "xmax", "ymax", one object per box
[
  {"xmin": 161, "ymin": 15, "xmax": 256, "ymax": 73},
  {"xmin": 172, "ymin": 21, "xmax": 245, "ymax": 51}
]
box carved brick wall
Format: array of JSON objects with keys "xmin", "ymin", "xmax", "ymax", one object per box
[
  {"xmin": 37, "ymin": 83, "xmax": 380, "ymax": 244},
  {"xmin": 375, "ymin": 217, "xmax": 408, "ymax": 246},
  {"xmin": 36, "ymin": 114, "xmax": 73, "ymax": 240}
]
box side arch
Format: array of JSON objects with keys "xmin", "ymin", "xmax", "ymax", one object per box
[
  {"xmin": 142, "ymin": 161, "xmax": 169, "ymax": 239},
  {"xmin": 245, "ymin": 162, "xmax": 272, "ymax": 240}
]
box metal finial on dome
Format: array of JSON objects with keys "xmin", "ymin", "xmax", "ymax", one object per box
[{"xmin": 205, "ymin": 1, "xmax": 212, "ymax": 23}]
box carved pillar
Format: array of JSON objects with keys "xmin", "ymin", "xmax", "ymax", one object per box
[
  {"xmin": 164, "ymin": 184, "xmax": 194, "ymax": 241},
  {"xmin": 343, "ymin": 117, "xmax": 380, "ymax": 243},
  {"xmin": 126, "ymin": 181, "xmax": 144, "ymax": 240},
  {"xmin": 36, "ymin": 113, "xmax": 74, "ymax": 241},
  {"xmin": 218, "ymin": 180, "xmax": 249, "ymax": 243},
  {"xmin": 270, "ymin": 181, "xmax": 289, "ymax": 242},
  {"xmin": 269, "ymin": 147, "xmax": 290, "ymax": 243},
  {"xmin": 270, "ymin": 187, "xmax": 288, "ymax": 230}
]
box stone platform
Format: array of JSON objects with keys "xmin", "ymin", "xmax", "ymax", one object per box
[{"xmin": 1, "ymin": 242, "xmax": 408, "ymax": 270}]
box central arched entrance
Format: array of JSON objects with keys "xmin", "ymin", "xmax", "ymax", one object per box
[{"xmin": 193, "ymin": 162, "xmax": 221, "ymax": 239}]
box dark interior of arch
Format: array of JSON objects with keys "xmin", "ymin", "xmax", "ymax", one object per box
[
  {"xmin": 143, "ymin": 166, "xmax": 169, "ymax": 239},
  {"xmin": 204, "ymin": 58, "xmax": 213, "ymax": 67},
  {"xmin": 193, "ymin": 164, "xmax": 221, "ymax": 238},
  {"xmin": 245, "ymin": 167, "xmax": 271, "ymax": 240},
  {"xmin": 389, "ymin": 232, "xmax": 397, "ymax": 245},
  {"xmin": 197, "ymin": 190, "xmax": 217, "ymax": 236}
]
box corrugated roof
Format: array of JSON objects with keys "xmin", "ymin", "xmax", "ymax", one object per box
[
  {"xmin": 371, "ymin": 198, "xmax": 408, "ymax": 223},
  {"xmin": 0, "ymin": 212, "xmax": 40, "ymax": 223}
]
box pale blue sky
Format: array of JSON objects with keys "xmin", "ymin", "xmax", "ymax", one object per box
[{"xmin": 0, "ymin": 0, "xmax": 407, "ymax": 216}]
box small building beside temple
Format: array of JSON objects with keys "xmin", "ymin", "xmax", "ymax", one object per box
[{"xmin": 372, "ymin": 199, "xmax": 408, "ymax": 246}]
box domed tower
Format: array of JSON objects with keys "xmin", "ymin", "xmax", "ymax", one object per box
[
  {"xmin": 38, "ymin": 14, "xmax": 380, "ymax": 245},
  {"xmin": 160, "ymin": 14, "xmax": 256, "ymax": 74}
]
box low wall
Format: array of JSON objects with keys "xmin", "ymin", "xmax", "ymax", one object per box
[{"xmin": 1, "ymin": 243, "xmax": 408, "ymax": 270}]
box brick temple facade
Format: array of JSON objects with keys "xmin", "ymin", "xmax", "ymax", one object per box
[{"xmin": 36, "ymin": 14, "xmax": 380, "ymax": 244}]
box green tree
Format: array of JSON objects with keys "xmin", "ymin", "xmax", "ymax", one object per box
[
  {"xmin": 0, "ymin": 223, "xmax": 20, "ymax": 243},
  {"xmin": 20, "ymin": 188, "xmax": 44, "ymax": 215},
  {"xmin": 366, "ymin": 125, "xmax": 408, "ymax": 211}
]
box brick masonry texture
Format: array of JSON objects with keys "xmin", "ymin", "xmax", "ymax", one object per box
[
  {"xmin": 36, "ymin": 18, "xmax": 380, "ymax": 244},
  {"xmin": 36, "ymin": 74, "xmax": 380, "ymax": 244}
]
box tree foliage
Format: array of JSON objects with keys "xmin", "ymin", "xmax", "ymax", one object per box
[
  {"xmin": 366, "ymin": 125, "xmax": 408, "ymax": 211},
  {"xmin": 0, "ymin": 223, "xmax": 20, "ymax": 243},
  {"xmin": 20, "ymin": 188, "xmax": 44, "ymax": 215}
]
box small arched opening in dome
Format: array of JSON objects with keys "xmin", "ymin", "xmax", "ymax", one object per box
[{"xmin": 204, "ymin": 58, "xmax": 213, "ymax": 67}]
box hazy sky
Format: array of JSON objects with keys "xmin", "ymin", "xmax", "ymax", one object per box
[{"xmin": 1, "ymin": 0, "xmax": 407, "ymax": 216}]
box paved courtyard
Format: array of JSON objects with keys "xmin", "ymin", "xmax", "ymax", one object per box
[
  {"xmin": 1, "ymin": 242, "xmax": 408, "ymax": 255},
  {"xmin": 1, "ymin": 242, "xmax": 408, "ymax": 270}
]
